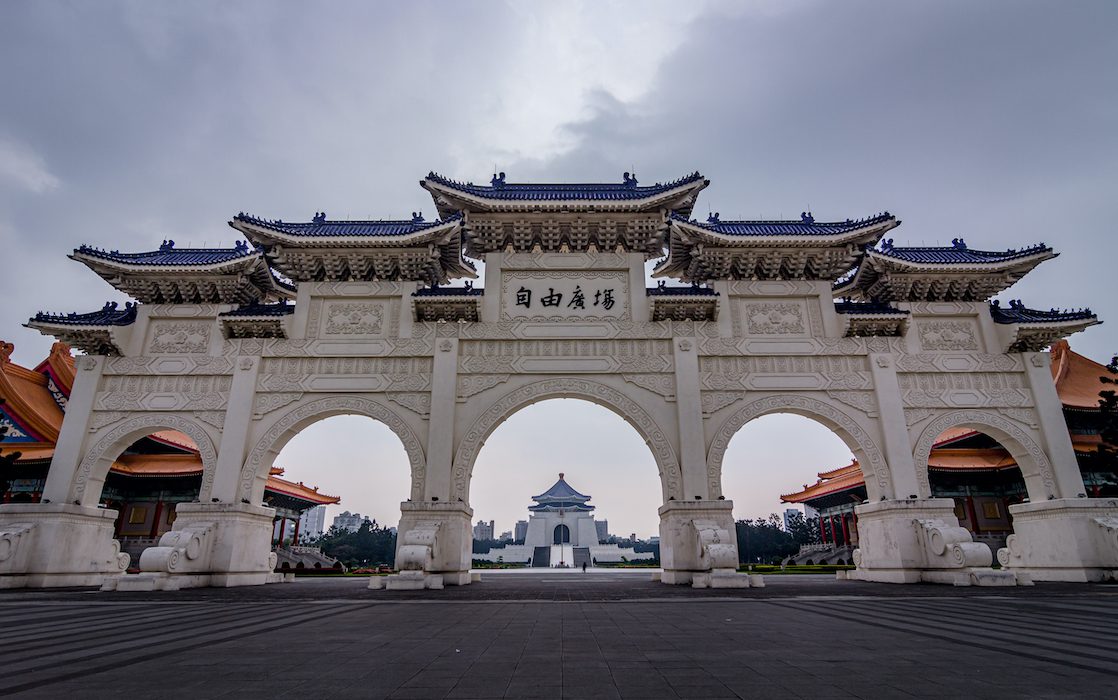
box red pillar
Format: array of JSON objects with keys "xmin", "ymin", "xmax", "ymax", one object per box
[
  {"xmin": 292, "ymin": 517, "xmax": 301, "ymax": 545},
  {"xmin": 149, "ymin": 500, "xmax": 164, "ymax": 539},
  {"xmin": 841, "ymin": 513, "xmax": 850, "ymax": 546},
  {"xmin": 818, "ymin": 514, "xmax": 827, "ymax": 543},
  {"xmin": 965, "ymin": 497, "xmax": 981, "ymax": 535}
]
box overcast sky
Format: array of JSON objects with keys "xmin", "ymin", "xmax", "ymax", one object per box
[{"xmin": 2, "ymin": 1, "xmax": 1115, "ymax": 538}]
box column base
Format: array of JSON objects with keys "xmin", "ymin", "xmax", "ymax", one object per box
[
  {"xmin": 395, "ymin": 501, "xmax": 473, "ymax": 586},
  {"xmin": 997, "ymin": 498, "xmax": 1118, "ymax": 582},
  {"xmin": 105, "ymin": 502, "xmax": 281, "ymax": 590},
  {"xmin": 849, "ymin": 498, "xmax": 1023, "ymax": 587},
  {"xmin": 0, "ymin": 503, "xmax": 129, "ymax": 589},
  {"xmin": 658, "ymin": 500, "xmax": 747, "ymax": 586}
]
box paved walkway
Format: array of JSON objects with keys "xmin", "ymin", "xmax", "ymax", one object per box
[{"xmin": 1, "ymin": 573, "xmax": 1115, "ymax": 698}]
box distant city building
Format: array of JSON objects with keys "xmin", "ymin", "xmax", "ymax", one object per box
[
  {"xmin": 782, "ymin": 508, "xmax": 800, "ymax": 531},
  {"xmin": 514, "ymin": 520, "xmax": 528, "ymax": 543},
  {"xmin": 473, "ymin": 519, "xmax": 495, "ymax": 540},
  {"xmin": 499, "ymin": 531, "xmax": 513, "ymax": 541},
  {"xmin": 299, "ymin": 505, "xmax": 328, "ymax": 542},
  {"xmin": 595, "ymin": 520, "xmax": 609, "ymax": 541},
  {"xmin": 332, "ymin": 511, "xmax": 364, "ymax": 533},
  {"xmin": 476, "ymin": 474, "xmax": 654, "ymax": 567}
]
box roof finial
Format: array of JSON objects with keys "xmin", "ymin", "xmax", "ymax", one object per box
[
  {"xmin": 160, "ymin": 239, "xmax": 175, "ymax": 251},
  {"xmin": 952, "ymin": 237, "xmax": 967, "ymax": 249},
  {"xmin": 313, "ymin": 211, "xmax": 326, "ymax": 225},
  {"xmin": 801, "ymin": 211, "xmax": 814, "ymax": 224},
  {"xmin": 623, "ymin": 172, "xmax": 638, "ymax": 188},
  {"xmin": 707, "ymin": 211, "xmax": 720, "ymax": 224},
  {"xmin": 491, "ymin": 172, "xmax": 506, "ymax": 188},
  {"xmin": 411, "ymin": 211, "xmax": 425, "ymax": 223},
  {"xmin": 559, "ymin": 472, "xmax": 565, "ymax": 480},
  {"xmin": 0, "ymin": 341, "xmax": 13, "ymax": 364}
]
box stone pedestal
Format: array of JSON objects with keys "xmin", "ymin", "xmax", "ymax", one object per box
[
  {"xmin": 658, "ymin": 500, "xmax": 757, "ymax": 588},
  {"xmin": 0, "ymin": 503, "xmax": 129, "ymax": 588},
  {"xmin": 850, "ymin": 498, "xmax": 1018, "ymax": 586},
  {"xmin": 997, "ymin": 498, "xmax": 1118, "ymax": 582},
  {"xmin": 393, "ymin": 500, "xmax": 473, "ymax": 587},
  {"xmin": 102, "ymin": 502, "xmax": 281, "ymax": 591}
]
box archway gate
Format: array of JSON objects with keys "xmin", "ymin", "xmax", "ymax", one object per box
[{"xmin": 3, "ymin": 171, "xmax": 1115, "ymax": 589}]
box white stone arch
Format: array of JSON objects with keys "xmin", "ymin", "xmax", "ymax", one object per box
[
  {"xmin": 912, "ymin": 409, "xmax": 1056, "ymax": 501},
  {"xmin": 452, "ymin": 377, "xmax": 683, "ymax": 503},
  {"xmin": 73, "ymin": 413, "xmax": 219, "ymax": 506},
  {"xmin": 707, "ymin": 394, "xmax": 893, "ymax": 502},
  {"xmin": 239, "ymin": 395, "xmax": 427, "ymax": 504}
]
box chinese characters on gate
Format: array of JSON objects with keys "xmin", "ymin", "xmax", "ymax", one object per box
[{"xmin": 515, "ymin": 285, "xmax": 615, "ymax": 311}]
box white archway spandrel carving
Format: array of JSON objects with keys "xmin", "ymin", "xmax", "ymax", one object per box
[
  {"xmin": 452, "ymin": 378, "xmax": 682, "ymax": 503},
  {"xmin": 912, "ymin": 409, "xmax": 1055, "ymax": 499},
  {"xmin": 240, "ymin": 396, "xmax": 426, "ymax": 503},
  {"xmin": 707, "ymin": 394, "xmax": 892, "ymax": 501},
  {"xmin": 75, "ymin": 414, "xmax": 219, "ymax": 505}
]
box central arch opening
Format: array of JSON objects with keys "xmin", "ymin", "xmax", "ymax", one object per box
[
  {"xmin": 468, "ymin": 398, "xmax": 662, "ymax": 570},
  {"xmin": 721, "ymin": 412, "xmax": 861, "ymax": 569}
]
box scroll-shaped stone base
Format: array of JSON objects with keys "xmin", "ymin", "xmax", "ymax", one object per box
[
  {"xmin": 657, "ymin": 501, "xmax": 760, "ymax": 588},
  {"xmin": 996, "ymin": 498, "xmax": 1118, "ymax": 582},
  {"xmin": 849, "ymin": 498, "xmax": 1019, "ymax": 586},
  {"xmin": 102, "ymin": 502, "xmax": 283, "ymax": 591},
  {"xmin": 376, "ymin": 501, "xmax": 473, "ymax": 591},
  {"xmin": 0, "ymin": 503, "xmax": 129, "ymax": 588}
]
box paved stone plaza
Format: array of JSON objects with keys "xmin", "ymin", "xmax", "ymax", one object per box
[{"xmin": 1, "ymin": 573, "xmax": 1115, "ymax": 699}]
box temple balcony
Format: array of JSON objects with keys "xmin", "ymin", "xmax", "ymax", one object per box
[
  {"xmin": 834, "ymin": 299, "xmax": 910, "ymax": 337},
  {"xmin": 646, "ymin": 284, "xmax": 719, "ymax": 322},
  {"xmin": 219, "ymin": 301, "xmax": 295, "ymax": 339},
  {"xmin": 25, "ymin": 302, "xmax": 137, "ymax": 356},
  {"xmin": 412, "ymin": 284, "xmax": 483, "ymax": 322},
  {"xmin": 989, "ymin": 300, "xmax": 1100, "ymax": 352}
]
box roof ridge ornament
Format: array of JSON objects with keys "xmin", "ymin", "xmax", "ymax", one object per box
[
  {"xmin": 159, "ymin": 240, "xmax": 175, "ymax": 251},
  {"xmin": 490, "ymin": 172, "xmax": 506, "ymax": 188},
  {"xmin": 411, "ymin": 211, "xmax": 425, "ymax": 223},
  {"xmin": 801, "ymin": 211, "xmax": 814, "ymax": 224},
  {"xmin": 707, "ymin": 212, "xmax": 720, "ymax": 224},
  {"xmin": 951, "ymin": 237, "xmax": 967, "ymax": 249},
  {"xmin": 622, "ymin": 172, "xmax": 638, "ymax": 188},
  {"xmin": 312, "ymin": 211, "xmax": 326, "ymax": 225}
]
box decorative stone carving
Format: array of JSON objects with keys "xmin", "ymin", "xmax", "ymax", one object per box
[
  {"xmin": 895, "ymin": 352, "xmax": 1018, "ymax": 373},
  {"xmin": 918, "ymin": 321, "xmax": 979, "ymax": 351},
  {"xmin": 826, "ymin": 391, "xmax": 878, "ymax": 417},
  {"xmin": 253, "ymin": 393, "xmax": 304, "ymax": 417},
  {"xmin": 998, "ymin": 407, "xmax": 1040, "ymax": 429},
  {"xmin": 241, "ymin": 396, "xmax": 426, "ymax": 503},
  {"xmin": 912, "ymin": 410, "xmax": 1055, "ymax": 498},
  {"xmin": 913, "ymin": 518, "xmax": 994, "ymax": 568},
  {"xmin": 744, "ymin": 302, "xmax": 805, "ymax": 335},
  {"xmin": 904, "ymin": 407, "xmax": 937, "ymax": 427},
  {"xmin": 622, "ymin": 374, "xmax": 677, "ymax": 400},
  {"xmin": 707, "ymin": 395, "xmax": 891, "ymax": 499},
  {"xmin": 148, "ymin": 323, "xmax": 211, "ymax": 354},
  {"xmin": 137, "ymin": 521, "xmax": 216, "ymax": 574},
  {"xmin": 97, "ymin": 375, "xmax": 232, "ymax": 411},
  {"xmin": 191, "ymin": 411, "xmax": 227, "ymax": 430},
  {"xmin": 452, "ymin": 379, "xmax": 682, "ymax": 502},
  {"xmin": 75, "ymin": 415, "xmax": 219, "ymax": 503},
  {"xmin": 898, "ymin": 373, "xmax": 1031, "ymax": 408},
  {"xmin": 258, "ymin": 357, "xmax": 432, "ymax": 392},
  {"xmin": 456, "ymin": 374, "xmax": 511, "ymax": 400},
  {"xmin": 324, "ymin": 302, "xmax": 385, "ymax": 335},
  {"xmin": 87, "ymin": 411, "xmax": 127, "ymax": 432},
  {"xmin": 438, "ymin": 339, "xmax": 453, "ymax": 353},
  {"xmin": 387, "ymin": 393, "xmax": 432, "ymax": 417},
  {"xmin": 700, "ymin": 392, "xmax": 743, "ymax": 415},
  {"xmin": 459, "ymin": 339, "xmax": 672, "ymax": 374}
]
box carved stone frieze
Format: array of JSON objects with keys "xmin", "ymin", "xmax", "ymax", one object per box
[
  {"xmin": 998, "ymin": 407, "xmax": 1040, "ymax": 429},
  {"xmin": 452, "ymin": 379, "xmax": 682, "ymax": 501},
  {"xmin": 458, "ymin": 339, "xmax": 672, "ymax": 374},
  {"xmin": 148, "ymin": 322, "xmax": 211, "ymax": 354},
  {"xmin": 744, "ymin": 302, "xmax": 806, "ymax": 335},
  {"xmin": 904, "ymin": 407, "xmax": 937, "ymax": 427},
  {"xmin": 242, "ymin": 396, "xmax": 426, "ymax": 503},
  {"xmin": 726, "ymin": 280, "xmax": 820, "ymax": 296},
  {"xmin": 96, "ymin": 375, "xmax": 232, "ymax": 411},
  {"xmin": 898, "ymin": 372, "xmax": 1031, "ymax": 408},
  {"xmin": 258, "ymin": 357, "xmax": 432, "ymax": 392},
  {"xmin": 699, "ymin": 356, "xmax": 871, "ymax": 392},
  {"xmin": 707, "ymin": 395, "xmax": 891, "ymax": 499},
  {"xmin": 191, "ymin": 411, "xmax": 227, "ymax": 430},
  {"xmin": 104, "ymin": 355, "xmax": 233, "ymax": 376},
  {"xmin": 76, "ymin": 414, "xmax": 218, "ymax": 503},
  {"xmin": 502, "ymin": 251, "xmax": 627, "ymax": 269},
  {"xmin": 323, "ymin": 302, "xmax": 386, "ymax": 335},
  {"xmin": 456, "ymin": 374, "xmax": 511, "ymax": 400},
  {"xmin": 621, "ymin": 374, "xmax": 676, "ymax": 400},
  {"xmin": 895, "ymin": 352, "xmax": 1020, "ymax": 373},
  {"xmin": 87, "ymin": 411, "xmax": 127, "ymax": 432},
  {"xmin": 917, "ymin": 320, "xmax": 980, "ymax": 352},
  {"xmin": 912, "ymin": 410, "xmax": 1055, "ymax": 498}
]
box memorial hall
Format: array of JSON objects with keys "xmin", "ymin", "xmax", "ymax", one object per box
[{"xmin": 0, "ymin": 170, "xmax": 1115, "ymax": 591}]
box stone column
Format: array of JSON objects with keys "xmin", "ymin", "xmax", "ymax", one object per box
[
  {"xmin": 208, "ymin": 355, "xmax": 262, "ymax": 502},
  {"xmin": 1021, "ymin": 352, "xmax": 1085, "ymax": 499},
  {"xmin": 424, "ymin": 337, "xmax": 458, "ymax": 501},
  {"xmin": 0, "ymin": 356, "xmax": 132, "ymax": 589},
  {"xmin": 672, "ymin": 337, "xmax": 710, "ymax": 501},
  {"xmin": 867, "ymin": 353, "xmax": 916, "ymax": 500}
]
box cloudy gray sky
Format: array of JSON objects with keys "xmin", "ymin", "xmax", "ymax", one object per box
[{"xmin": 2, "ymin": 1, "xmax": 1115, "ymax": 538}]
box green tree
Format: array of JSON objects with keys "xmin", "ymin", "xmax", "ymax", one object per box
[
  {"xmin": 735, "ymin": 514, "xmax": 799, "ymax": 564},
  {"xmin": 310, "ymin": 519, "xmax": 397, "ymax": 568}
]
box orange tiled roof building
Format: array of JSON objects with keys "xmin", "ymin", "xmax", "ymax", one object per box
[
  {"xmin": 780, "ymin": 340, "xmax": 1115, "ymax": 560},
  {"xmin": 0, "ymin": 341, "xmax": 338, "ymax": 563}
]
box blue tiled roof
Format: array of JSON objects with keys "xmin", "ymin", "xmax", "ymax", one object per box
[
  {"xmin": 233, "ymin": 212, "xmax": 461, "ymax": 237},
  {"xmin": 74, "ymin": 240, "xmax": 256, "ymax": 266},
  {"xmin": 875, "ymin": 239, "xmax": 1052, "ymax": 264},
  {"xmin": 31, "ymin": 302, "xmax": 138, "ymax": 327},
  {"xmin": 220, "ymin": 302, "xmax": 295, "ymax": 317},
  {"xmin": 413, "ymin": 285, "xmax": 484, "ymax": 297},
  {"xmin": 989, "ymin": 300, "xmax": 1095, "ymax": 324},
  {"xmin": 646, "ymin": 284, "xmax": 718, "ymax": 297},
  {"xmin": 672, "ymin": 211, "xmax": 895, "ymax": 236},
  {"xmin": 834, "ymin": 300, "xmax": 908, "ymax": 315},
  {"xmin": 528, "ymin": 502, "xmax": 595, "ymax": 512},
  {"xmin": 425, "ymin": 171, "xmax": 706, "ymax": 202},
  {"xmin": 532, "ymin": 475, "xmax": 591, "ymax": 502}
]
